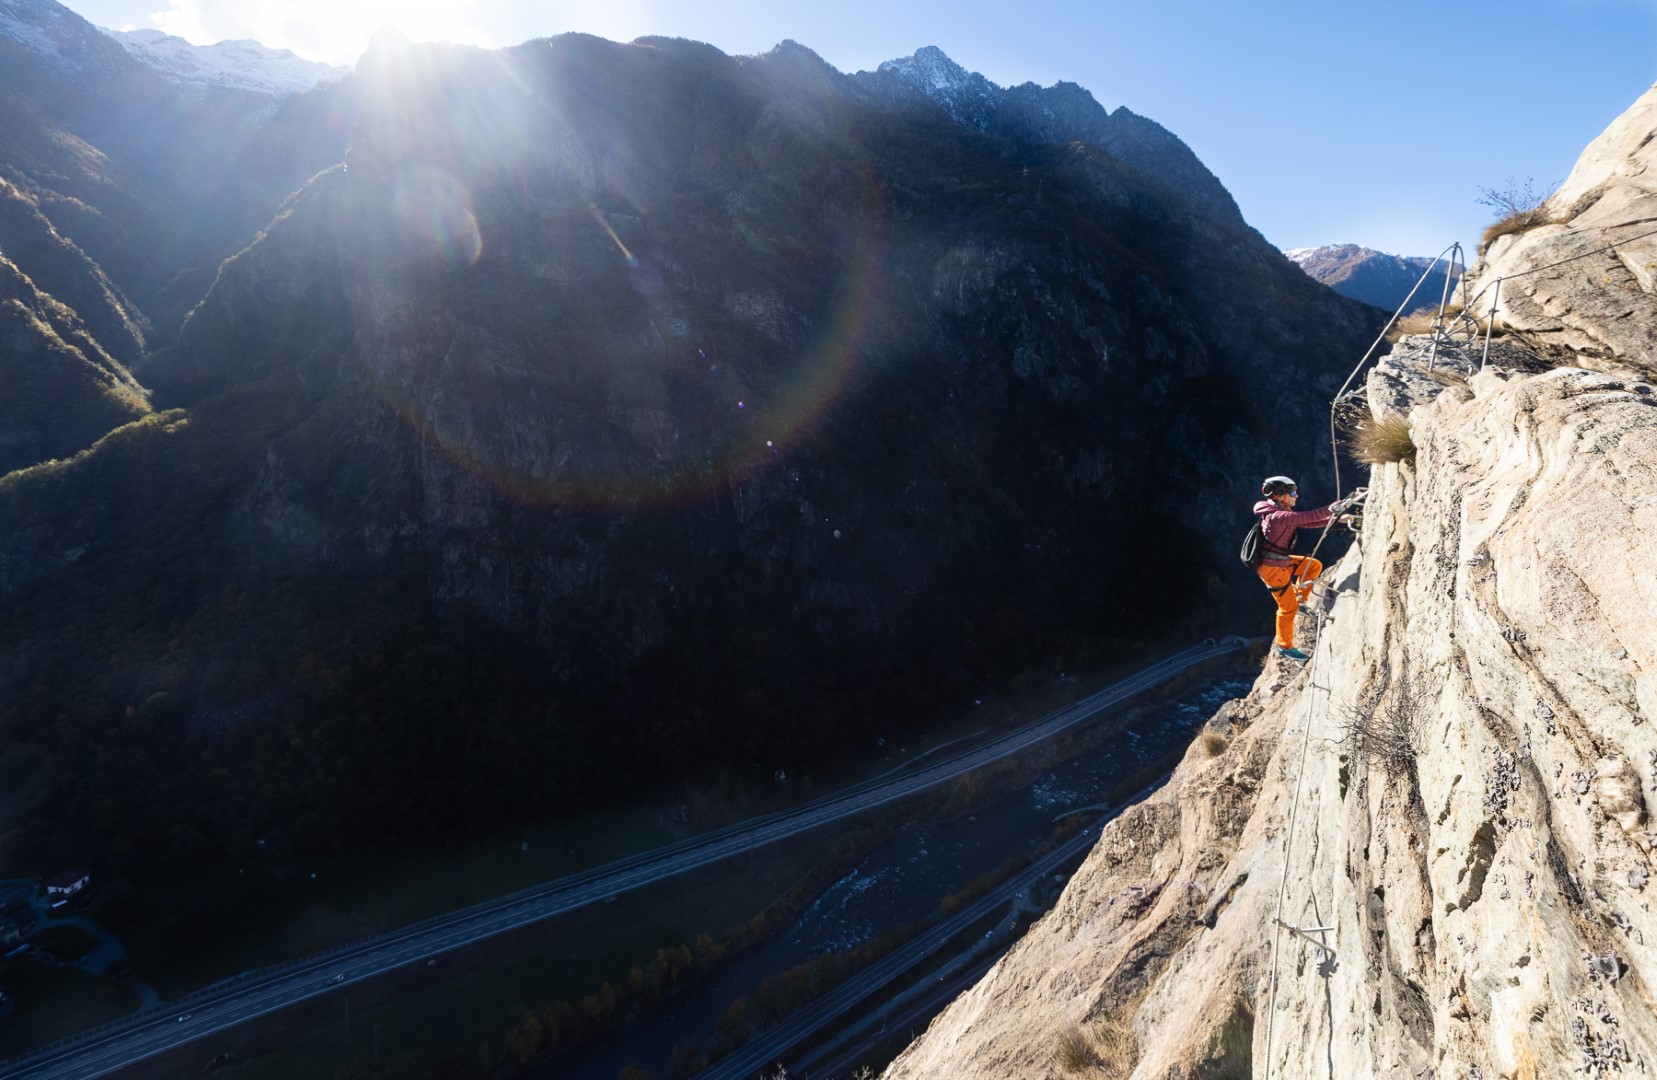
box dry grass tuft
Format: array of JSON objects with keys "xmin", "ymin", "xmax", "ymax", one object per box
[
  {"xmin": 1481, "ymin": 207, "xmax": 1558, "ymax": 252},
  {"xmin": 1054, "ymin": 1025, "xmax": 1098, "ymax": 1073},
  {"xmin": 1053, "ymin": 1013, "xmax": 1139, "ymax": 1078},
  {"xmin": 1385, "ymin": 312, "xmax": 1438, "ymax": 342},
  {"xmin": 1342, "ymin": 412, "xmax": 1415, "ymax": 466},
  {"xmin": 1091, "ymin": 1013, "xmax": 1139, "ymax": 1078},
  {"xmin": 1385, "ymin": 302, "xmax": 1477, "ymax": 343},
  {"xmin": 1200, "ymin": 730, "xmax": 1228, "ymax": 757},
  {"xmin": 1423, "ymin": 366, "xmax": 1471, "ymax": 388}
]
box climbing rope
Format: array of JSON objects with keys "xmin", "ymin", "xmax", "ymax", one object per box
[{"xmin": 1260, "ymin": 605, "xmax": 1333, "ymax": 1078}]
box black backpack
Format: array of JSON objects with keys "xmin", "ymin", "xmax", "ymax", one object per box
[{"xmin": 1240, "ymin": 518, "xmax": 1266, "ymax": 569}]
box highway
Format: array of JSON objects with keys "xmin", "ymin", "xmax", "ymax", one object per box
[{"xmin": 1, "ymin": 638, "xmax": 1246, "ymax": 1080}]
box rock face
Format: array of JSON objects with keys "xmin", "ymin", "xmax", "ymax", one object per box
[
  {"xmin": 885, "ymin": 336, "xmax": 1657, "ymax": 1080},
  {"xmin": 885, "ymin": 91, "xmax": 1657, "ymax": 1080},
  {"xmin": 1465, "ymin": 81, "xmax": 1657, "ymax": 364}
]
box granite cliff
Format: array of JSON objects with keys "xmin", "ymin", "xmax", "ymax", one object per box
[
  {"xmin": 885, "ymin": 85, "xmax": 1657, "ymax": 1080},
  {"xmin": 1470, "ymin": 82, "xmax": 1657, "ymax": 366}
]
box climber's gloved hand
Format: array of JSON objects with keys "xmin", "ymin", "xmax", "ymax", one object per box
[{"xmin": 1331, "ymin": 488, "xmax": 1368, "ymax": 514}]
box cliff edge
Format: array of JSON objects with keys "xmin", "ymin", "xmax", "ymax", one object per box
[{"xmin": 884, "ymin": 88, "xmax": 1657, "ymax": 1080}]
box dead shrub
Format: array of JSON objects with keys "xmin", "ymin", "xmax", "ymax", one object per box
[
  {"xmin": 1341, "ymin": 412, "xmax": 1415, "ymax": 466},
  {"xmin": 1336, "ymin": 666, "xmax": 1428, "ymax": 783},
  {"xmin": 1200, "ymin": 730, "xmax": 1228, "ymax": 757},
  {"xmin": 1477, "ymin": 175, "xmax": 1559, "ymax": 253}
]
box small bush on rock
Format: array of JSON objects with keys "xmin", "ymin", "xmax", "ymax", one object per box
[{"xmin": 1477, "ymin": 176, "xmax": 1559, "ymax": 253}]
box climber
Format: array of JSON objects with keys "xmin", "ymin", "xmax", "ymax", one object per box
[{"xmin": 1254, "ymin": 476, "xmax": 1360, "ymax": 662}]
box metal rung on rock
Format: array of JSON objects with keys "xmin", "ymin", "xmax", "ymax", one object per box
[{"xmin": 1275, "ymin": 918, "xmax": 1336, "ymax": 957}]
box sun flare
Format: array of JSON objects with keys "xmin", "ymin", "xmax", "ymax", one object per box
[{"xmin": 147, "ymin": 0, "xmax": 495, "ymax": 66}]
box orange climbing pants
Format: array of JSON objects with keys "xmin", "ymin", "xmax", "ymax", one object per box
[{"xmin": 1257, "ymin": 555, "xmax": 1322, "ymax": 649}]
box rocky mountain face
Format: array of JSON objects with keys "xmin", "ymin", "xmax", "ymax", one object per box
[
  {"xmin": 0, "ymin": 21, "xmax": 1382, "ymax": 902},
  {"xmin": 1286, "ymin": 242, "xmax": 1461, "ymax": 314},
  {"xmin": 886, "ymin": 86, "xmax": 1657, "ymax": 1080},
  {"xmin": 0, "ymin": 0, "xmax": 358, "ymax": 353},
  {"xmin": 0, "ymin": 247, "xmax": 149, "ymax": 474},
  {"xmin": 1468, "ymin": 81, "xmax": 1657, "ymax": 365},
  {"xmin": 857, "ymin": 47, "xmax": 1244, "ymax": 229}
]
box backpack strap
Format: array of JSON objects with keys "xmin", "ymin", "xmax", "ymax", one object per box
[{"xmin": 1259, "ymin": 507, "xmax": 1303, "ymax": 593}]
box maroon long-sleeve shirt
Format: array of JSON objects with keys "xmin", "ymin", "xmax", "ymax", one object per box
[{"xmin": 1252, "ymin": 498, "xmax": 1334, "ymax": 567}]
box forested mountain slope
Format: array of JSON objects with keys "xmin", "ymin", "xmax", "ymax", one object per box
[{"xmin": 0, "ymin": 24, "xmax": 1380, "ymax": 936}]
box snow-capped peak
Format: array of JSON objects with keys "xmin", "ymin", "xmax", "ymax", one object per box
[
  {"xmin": 871, "ymin": 45, "xmax": 1004, "ymax": 130},
  {"xmin": 1284, "ymin": 243, "xmax": 1393, "ymax": 266},
  {"xmin": 1, "ymin": 0, "xmax": 123, "ymax": 67},
  {"xmin": 100, "ymin": 26, "xmax": 349, "ymax": 96},
  {"xmin": 878, "ymin": 45, "xmax": 979, "ymax": 94}
]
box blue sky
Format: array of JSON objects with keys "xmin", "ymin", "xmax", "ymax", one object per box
[{"xmin": 66, "ymin": 0, "xmax": 1657, "ymax": 259}]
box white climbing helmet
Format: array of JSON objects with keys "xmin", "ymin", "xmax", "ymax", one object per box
[{"xmin": 1261, "ymin": 475, "xmax": 1298, "ymax": 498}]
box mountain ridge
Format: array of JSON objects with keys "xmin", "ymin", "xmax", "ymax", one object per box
[
  {"xmin": 1286, "ymin": 241, "xmax": 1461, "ymax": 314},
  {"xmin": 854, "ymin": 45, "xmax": 1244, "ymax": 229},
  {"xmin": 100, "ymin": 26, "xmax": 350, "ymax": 97}
]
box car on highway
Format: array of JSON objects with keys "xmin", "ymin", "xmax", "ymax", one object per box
[
  {"xmin": 327, "ymin": 973, "xmax": 345, "ymax": 985},
  {"xmin": 176, "ymin": 1012, "xmax": 192, "ymax": 1022}
]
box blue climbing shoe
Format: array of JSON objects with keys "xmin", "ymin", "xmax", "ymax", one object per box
[{"xmin": 1274, "ymin": 646, "xmax": 1311, "ymax": 663}]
